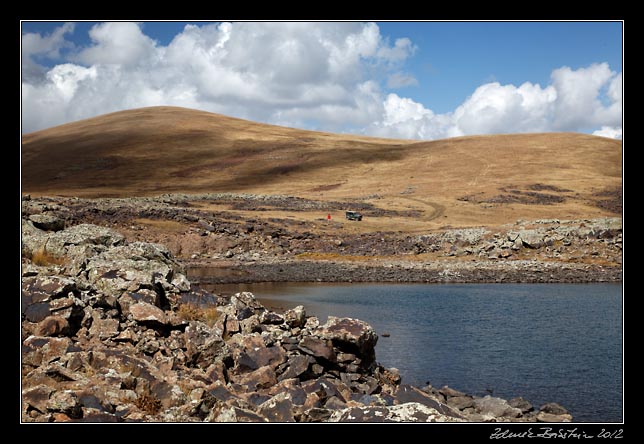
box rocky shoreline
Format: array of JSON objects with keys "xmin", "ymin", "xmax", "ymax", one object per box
[
  {"xmin": 185, "ymin": 259, "xmax": 622, "ymax": 285},
  {"xmin": 21, "ymin": 218, "xmax": 576, "ymax": 423}
]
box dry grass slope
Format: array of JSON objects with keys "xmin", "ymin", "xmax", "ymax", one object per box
[{"xmin": 22, "ymin": 106, "xmax": 622, "ymax": 228}]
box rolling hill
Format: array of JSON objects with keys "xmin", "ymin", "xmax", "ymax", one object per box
[{"xmin": 21, "ymin": 106, "xmax": 622, "ymax": 229}]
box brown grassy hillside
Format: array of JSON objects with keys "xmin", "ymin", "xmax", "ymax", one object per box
[{"xmin": 21, "ymin": 106, "xmax": 622, "ymax": 229}]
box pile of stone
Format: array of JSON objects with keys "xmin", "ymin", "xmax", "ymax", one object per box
[{"xmin": 21, "ymin": 217, "xmax": 572, "ymax": 423}]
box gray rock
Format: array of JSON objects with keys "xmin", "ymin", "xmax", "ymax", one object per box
[
  {"xmin": 358, "ymin": 394, "xmax": 389, "ymax": 407},
  {"xmin": 540, "ymin": 402, "xmax": 569, "ymax": 415},
  {"xmin": 46, "ymin": 224, "xmax": 125, "ymax": 257},
  {"xmin": 304, "ymin": 407, "xmax": 333, "ymax": 422},
  {"xmin": 324, "ymin": 396, "xmax": 347, "ymax": 410},
  {"xmin": 509, "ymin": 396, "xmax": 534, "ymax": 413},
  {"xmin": 284, "ymin": 305, "xmax": 306, "ymax": 328},
  {"xmin": 473, "ymin": 395, "xmax": 522, "ymax": 418},
  {"xmin": 536, "ymin": 411, "xmax": 573, "ymax": 422},
  {"xmin": 328, "ymin": 405, "xmax": 387, "ymax": 422},
  {"xmin": 29, "ymin": 213, "xmax": 65, "ymax": 231},
  {"xmin": 171, "ymin": 273, "xmax": 191, "ymax": 292},
  {"xmin": 517, "ymin": 230, "xmax": 545, "ymax": 249},
  {"xmin": 447, "ymin": 396, "xmax": 475, "ymax": 410},
  {"xmin": 231, "ymin": 292, "xmax": 265, "ymax": 312},
  {"xmin": 21, "ymin": 219, "xmax": 50, "ymax": 256},
  {"xmin": 46, "ymin": 390, "xmax": 81, "ymax": 418},
  {"xmin": 328, "ymin": 402, "xmax": 465, "ymax": 423},
  {"xmin": 239, "ymin": 314, "xmax": 261, "ymax": 334},
  {"xmin": 259, "ymin": 311, "xmax": 284, "ymax": 325},
  {"xmin": 439, "ymin": 385, "xmax": 467, "ymax": 398},
  {"xmin": 395, "ymin": 385, "xmax": 463, "ymax": 419},
  {"xmin": 278, "ymin": 354, "xmax": 314, "ymax": 380},
  {"xmin": 258, "ymin": 392, "xmax": 296, "ymax": 422},
  {"xmin": 211, "ymin": 406, "xmax": 268, "ymax": 422}
]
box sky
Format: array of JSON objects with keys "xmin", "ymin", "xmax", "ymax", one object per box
[{"xmin": 21, "ymin": 21, "xmax": 623, "ymax": 140}]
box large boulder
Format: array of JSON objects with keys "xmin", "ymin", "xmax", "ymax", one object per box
[
  {"xmin": 298, "ymin": 337, "xmax": 336, "ymax": 363},
  {"xmin": 84, "ymin": 243, "xmax": 182, "ymax": 298},
  {"xmin": 46, "ymin": 224, "xmax": 126, "ymax": 257},
  {"xmin": 315, "ymin": 316, "xmax": 378, "ymax": 369},
  {"xmin": 509, "ymin": 229, "xmax": 546, "ymax": 249},
  {"xmin": 29, "ymin": 213, "xmax": 65, "ymax": 232},
  {"xmin": 21, "ymin": 219, "xmax": 50, "ymax": 257}
]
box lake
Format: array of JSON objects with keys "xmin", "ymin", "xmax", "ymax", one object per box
[{"xmin": 205, "ymin": 282, "xmax": 623, "ymax": 423}]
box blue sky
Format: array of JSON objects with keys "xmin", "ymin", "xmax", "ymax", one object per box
[{"xmin": 21, "ymin": 21, "xmax": 623, "ymax": 139}]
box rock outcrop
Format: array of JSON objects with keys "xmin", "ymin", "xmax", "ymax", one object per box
[{"xmin": 21, "ymin": 220, "xmax": 573, "ymax": 423}]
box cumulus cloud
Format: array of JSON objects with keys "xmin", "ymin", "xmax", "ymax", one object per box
[
  {"xmin": 21, "ymin": 22, "xmax": 622, "ymax": 141},
  {"xmin": 22, "ymin": 21, "xmax": 416, "ymax": 133},
  {"xmin": 75, "ymin": 22, "xmax": 157, "ymax": 67},
  {"xmin": 550, "ymin": 63, "xmax": 621, "ymax": 131},
  {"xmin": 593, "ymin": 126, "xmax": 622, "ymax": 139},
  {"xmin": 370, "ymin": 64, "xmax": 621, "ymax": 140},
  {"xmin": 21, "ymin": 22, "xmax": 75, "ymax": 83}
]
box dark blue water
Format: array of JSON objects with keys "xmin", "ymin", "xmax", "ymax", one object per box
[{"xmin": 212, "ymin": 282, "xmax": 623, "ymax": 422}]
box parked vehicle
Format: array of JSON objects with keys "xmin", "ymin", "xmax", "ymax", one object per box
[{"xmin": 345, "ymin": 210, "xmax": 363, "ymax": 221}]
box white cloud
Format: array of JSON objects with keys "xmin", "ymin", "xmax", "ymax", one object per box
[
  {"xmin": 382, "ymin": 94, "xmax": 432, "ymax": 125},
  {"xmin": 22, "ymin": 22, "xmax": 75, "ymax": 60},
  {"xmin": 369, "ymin": 64, "xmax": 621, "ymax": 141},
  {"xmin": 367, "ymin": 94, "xmax": 451, "ymax": 140},
  {"xmin": 22, "ymin": 21, "xmax": 416, "ymax": 133},
  {"xmin": 593, "ymin": 126, "xmax": 622, "ymax": 139},
  {"xmin": 452, "ymin": 82, "xmax": 557, "ymax": 135},
  {"xmin": 21, "ymin": 22, "xmax": 622, "ymax": 142},
  {"xmin": 21, "ymin": 22, "xmax": 75, "ymax": 82},
  {"xmin": 550, "ymin": 63, "xmax": 621, "ymax": 130},
  {"xmin": 387, "ymin": 72, "xmax": 418, "ymax": 89},
  {"xmin": 75, "ymin": 22, "xmax": 157, "ymax": 67}
]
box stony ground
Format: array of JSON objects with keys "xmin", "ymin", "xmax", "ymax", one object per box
[{"xmin": 22, "ymin": 194, "xmax": 622, "ymax": 285}]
